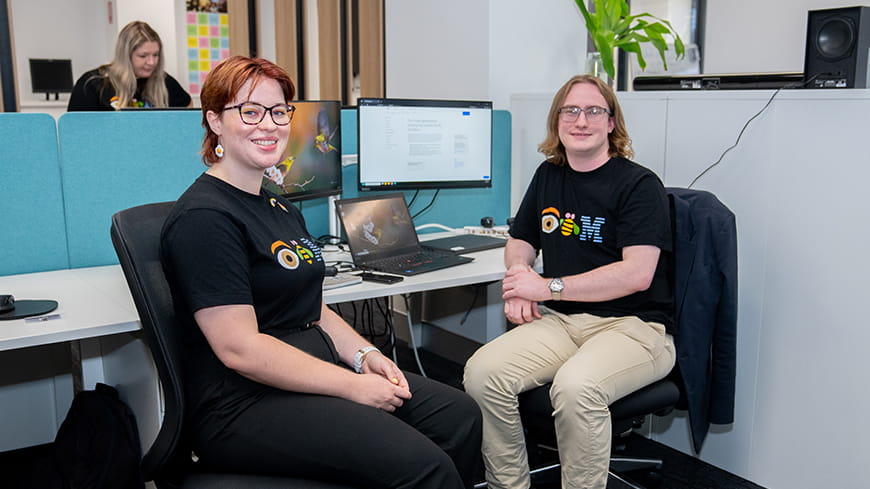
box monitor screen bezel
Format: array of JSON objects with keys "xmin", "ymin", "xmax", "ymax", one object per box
[
  {"xmin": 259, "ymin": 99, "xmax": 343, "ymax": 203},
  {"xmin": 357, "ymin": 97, "xmax": 494, "ymax": 192},
  {"xmin": 29, "ymin": 58, "xmax": 74, "ymax": 94}
]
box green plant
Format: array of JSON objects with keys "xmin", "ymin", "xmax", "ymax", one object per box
[{"xmin": 575, "ymin": 0, "xmax": 685, "ymax": 80}]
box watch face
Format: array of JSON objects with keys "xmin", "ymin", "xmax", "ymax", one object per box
[{"xmin": 549, "ymin": 278, "xmax": 564, "ymax": 292}]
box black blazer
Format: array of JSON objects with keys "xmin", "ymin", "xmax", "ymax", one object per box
[{"xmin": 667, "ymin": 188, "xmax": 738, "ymax": 453}]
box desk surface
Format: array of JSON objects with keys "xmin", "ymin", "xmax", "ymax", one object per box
[
  {"xmin": 0, "ymin": 243, "xmax": 507, "ymax": 352},
  {"xmin": 323, "ymin": 245, "xmax": 506, "ymax": 304},
  {"xmin": 0, "ymin": 266, "xmax": 139, "ymax": 352}
]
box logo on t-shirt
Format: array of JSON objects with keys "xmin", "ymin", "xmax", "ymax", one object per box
[
  {"xmin": 270, "ymin": 238, "xmax": 322, "ymax": 269},
  {"xmin": 269, "ymin": 197, "xmax": 289, "ymax": 213},
  {"xmin": 541, "ymin": 207, "xmax": 605, "ymax": 243}
]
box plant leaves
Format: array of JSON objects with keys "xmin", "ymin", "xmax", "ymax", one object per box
[
  {"xmin": 577, "ymin": 0, "xmax": 688, "ymax": 75},
  {"xmin": 592, "ymin": 32, "xmax": 617, "ymax": 79}
]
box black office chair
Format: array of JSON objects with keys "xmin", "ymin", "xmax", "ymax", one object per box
[
  {"xmin": 517, "ymin": 197, "xmax": 682, "ymax": 488},
  {"xmin": 111, "ymin": 202, "xmax": 359, "ymax": 489},
  {"xmin": 518, "ymin": 366, "xmax": 681, "ymax": 487},
  {"xmin": 518, "ymin": 187, "xmax": 738, "ymax": 489}
]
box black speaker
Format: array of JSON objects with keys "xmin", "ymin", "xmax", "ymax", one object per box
[{"xmin": 804, "ymin": 6, "xmax": 870, "ymax": 88}]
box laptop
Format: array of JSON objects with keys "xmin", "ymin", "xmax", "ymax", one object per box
[
  {"xmin": 334, "ymin": 193, "xmax": 474, "ymax": 276},
  {"xmin": 423, "ymin": 234, "xmax": 507, "ymax": 254}
]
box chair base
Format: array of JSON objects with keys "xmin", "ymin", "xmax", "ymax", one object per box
[{"xmin": 522, "ymin": 454, "xmax": 664, "ymax": 489}]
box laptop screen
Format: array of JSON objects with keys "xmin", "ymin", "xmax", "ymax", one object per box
[{"xmin": 336, "ymin": 193, "xmax": 420, "ymax": 262}]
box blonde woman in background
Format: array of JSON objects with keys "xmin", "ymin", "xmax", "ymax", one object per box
[{"xmin": 68, "ymin": 20, "xmax": 191, "ymax": 111}]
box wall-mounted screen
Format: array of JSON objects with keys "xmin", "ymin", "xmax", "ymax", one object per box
[
  {"xmin": 357, "ymin": 98, "xmax": 493, "ymax": 191},
  {"xmin": 261, "ymin": 100, "xmax": 342, "ymax": 202},
  {"xmin": 29, "ymin": 59, "xmax": 74, "ymax": 100}
]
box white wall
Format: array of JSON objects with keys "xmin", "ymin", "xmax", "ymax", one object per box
[
  {"xmin": 385, "ymin": 0, "xmax": 490, "ymax": 102},
  {"xmin": 703, "ymin": 0, "xmax": 860, "ymax": 73},
  {"xmin": 10, "ymin": 0, "xmax": 190, "ymax": 105},
  {"xmin": 10, "ymin": 0, "xmax": 112, "ymax": 104},
  {"xmin": 114, "ymin": 0, "xmax": 180, "ymax": 81},
  {"xmin": 385, "ymin": 0, "xmax": 586, "ymax": 109}
]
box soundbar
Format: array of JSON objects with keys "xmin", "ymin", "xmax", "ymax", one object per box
[{"xmin": 633, "ymin": 72, "xmax": 805, "ymax": 91}]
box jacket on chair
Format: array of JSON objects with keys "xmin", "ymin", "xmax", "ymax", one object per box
[{"xmin": 667, "ymin": 187, "xmax": 738, "ymax": 453}]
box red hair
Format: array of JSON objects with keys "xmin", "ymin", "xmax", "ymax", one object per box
[{"xmin": 199, "ymin": 56, "xmax": 296, "ymax": 165}]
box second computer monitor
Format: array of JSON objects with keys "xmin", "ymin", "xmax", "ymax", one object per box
[
  {"xmin": 261, "ymin": 100, "xmax": 342, "ymax": 202},
  {"xmin": 357, "ymin": 98, "xmax": 493, "ymax": 191}
]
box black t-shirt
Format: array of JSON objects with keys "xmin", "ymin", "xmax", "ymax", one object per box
[
  {"xmin": 161, "ymin": 173, "xmax": 329, "ymax": 426},
  {"xmin": 67, "ymin": 68, "xmax": 191, "ymax": 111},
  {"xmin": 511, "ymin": 157, "xmax": 674, "ymax": 331}
]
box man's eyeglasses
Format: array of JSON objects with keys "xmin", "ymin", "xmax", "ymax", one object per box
[
  {"xmin": 223, "ymin": 102, "xmax": 295, "ymax": 126},
  {"xmin": 558, "ymin": 105, "xmax": 611, "ymax": 123}
]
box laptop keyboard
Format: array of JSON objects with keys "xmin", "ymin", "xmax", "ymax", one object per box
[{"xmin": 370, "ymin": 249, "xmax": 454, "ymax": 270}]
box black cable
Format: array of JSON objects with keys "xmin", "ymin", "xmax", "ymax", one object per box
[
  {"xmin": 687, "ymin": 73, "xmax": 821, "ymax": 189},
  {"xmin": 460, "ymin": 284, "xmax": 484, "ymax": 325},
  {"xmin": 315, "ymin": 234, "xmax": 346, "ymax": 246},
  {"xmin": 411, "ymin": 189, "xmax": 440, "ymax": 219},
  {"xmin": 373, "ymin": 296, "xmax": 396, "ymax": 356},
  {"xmin": 407, "ymin": 189, "xmax": 420, "ymax": 208}
]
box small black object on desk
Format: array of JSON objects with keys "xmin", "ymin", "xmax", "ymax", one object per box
[
  {"xmin": 0, "ymin": 294, "xmax": 60, "ymax": 321},
  {"xmin": 359, "ymin": 271, "xmax": 404, "ymax": 284},
  {"xmin": 0, "ymin": 294, "xmax": 14, "ymax": 312}
]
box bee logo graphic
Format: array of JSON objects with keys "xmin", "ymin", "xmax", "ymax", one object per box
[
  {"xmin": 561, "ymin": 212, "xmax": 579, "ymax": 236},
  {"xmin": 270, "ymin": 240, "xmax": 300, "ymax": 269},
  {"xmin": 295, "ymin": 243, "xmax": 314, "ymax": 264},
  {"xmin": 541, "ymin": 207, "xmax": 561, "ymax": 234}
]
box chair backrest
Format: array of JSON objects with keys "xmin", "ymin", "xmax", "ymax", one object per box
[{"xmin": 110, "ymin": 202, "xmax": 185, "ymax": 481}]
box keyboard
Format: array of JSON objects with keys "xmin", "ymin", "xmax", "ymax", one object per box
[
  {"xmin": 363, "ymin": 248, "xmax": 473, "ymax": 276},
  {"xmin": 372, "ymin": 249, "xmax": 451, "ymax": 268}
]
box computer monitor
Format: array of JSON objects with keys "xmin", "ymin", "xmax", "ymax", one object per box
[
  {"xmin": 29, "ymin": 59, "xmax": 74, "ymax": 100},
  {"xmin": 357, "ymin": 98, "xmax": 493, "ymax": 191},
  {"xmin": 260, "ymin": 100, "xmax": 342, "ymax": 202}
]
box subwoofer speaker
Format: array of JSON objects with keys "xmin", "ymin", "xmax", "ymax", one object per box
[{"xmin": 804, "ymin": 6, "xmax": 870, "ymax": 88}]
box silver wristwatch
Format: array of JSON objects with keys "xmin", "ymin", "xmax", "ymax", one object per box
[{"xmin": 548, "ymin": 277, "xmax": 564, "ymax": 301}]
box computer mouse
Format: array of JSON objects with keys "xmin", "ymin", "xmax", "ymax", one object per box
[{"xmin": 0, "ymin": 294, "xmax": 14, "ymax": 313}]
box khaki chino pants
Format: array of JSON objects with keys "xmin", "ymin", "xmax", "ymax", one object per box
[{"xmin": 464, "ymin": 308, "xmax": 675, "ymax": 489}]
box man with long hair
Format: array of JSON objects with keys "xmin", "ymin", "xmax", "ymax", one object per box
[{"xmin": 464, "ymin": 75, "xmax": 676, "ymax": 489}]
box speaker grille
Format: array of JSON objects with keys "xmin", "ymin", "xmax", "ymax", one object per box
[{"xmin": 816, "ymin": 17, "xmax": 856, "ymax": 60}]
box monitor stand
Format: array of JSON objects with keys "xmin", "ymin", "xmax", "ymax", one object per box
[
  {"xmin": 327, "ymin": 195, "xmax": 342, "ymax": 241},
  {"xmin": 45, "ymin": 93, "xmax": 59, "ymax": 101}
]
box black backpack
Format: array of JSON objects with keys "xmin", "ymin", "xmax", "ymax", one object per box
[{"xmin": 53, "ymin": 383, "xmax": 145, "ymax": 489}]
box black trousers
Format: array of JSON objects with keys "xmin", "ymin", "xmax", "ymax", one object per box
[{"xmin": 190, "ymin": 329, "xmax": 482, "ymax": 489}]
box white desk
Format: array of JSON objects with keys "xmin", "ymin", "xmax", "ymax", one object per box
[
  {"xmin": 323, "ymin": 238, "xmax": 509, "ymax": 346},
  {"xmin": 0, "ymin": 244, "xmax": 509, "ymax": 453},
  {"xmin": 323, "ymin": 247, "xmax": 506, "ymax": 303},
  {"xmin": 0, "ymin": 266, "xmax": 145, "ymax": 451},
  {"xmin": 0, "ymin": 266, "xmax": 138, "ymax": 352}
]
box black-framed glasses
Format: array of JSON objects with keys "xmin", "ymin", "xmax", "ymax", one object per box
[
  {"xmin": 223, "ymin": 102, "xmax": 295, "ymax": 126},
  {"xmin": 558, "ymin": 105, "xmax": 611, "ymax": 123}
]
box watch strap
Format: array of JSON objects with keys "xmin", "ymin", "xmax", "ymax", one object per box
[{"xmin": 353, "ymin": 346, "xmax": 379, "ymax": 373}]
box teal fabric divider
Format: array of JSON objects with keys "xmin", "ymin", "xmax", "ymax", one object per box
[
  {"xmin": 58, "ymin": 111, "xmax": 205, "ymax": 268},
  {"xmin": 19, "ymin": 107, "xmax": 508, "ymax": 272},
  {"xmin": 0, "ymin": 113, "xmax": 70, "ymax": 276},
  {"xmin": 303, "ymin": 108, "xmax": 512, "ymax": 239}
]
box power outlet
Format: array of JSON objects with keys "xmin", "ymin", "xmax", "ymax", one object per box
[{"xmin": 463, "ymin": 225, "xmax": 509, "ymax": 237}]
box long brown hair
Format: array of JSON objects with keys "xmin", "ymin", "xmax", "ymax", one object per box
[
  {"xmin": 199, "ymin": 56, "xmax": 296, "ymax": 166},
  {"xmin": 537, "ymin": 75, "xmax": 633, "ymax": 166}
]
